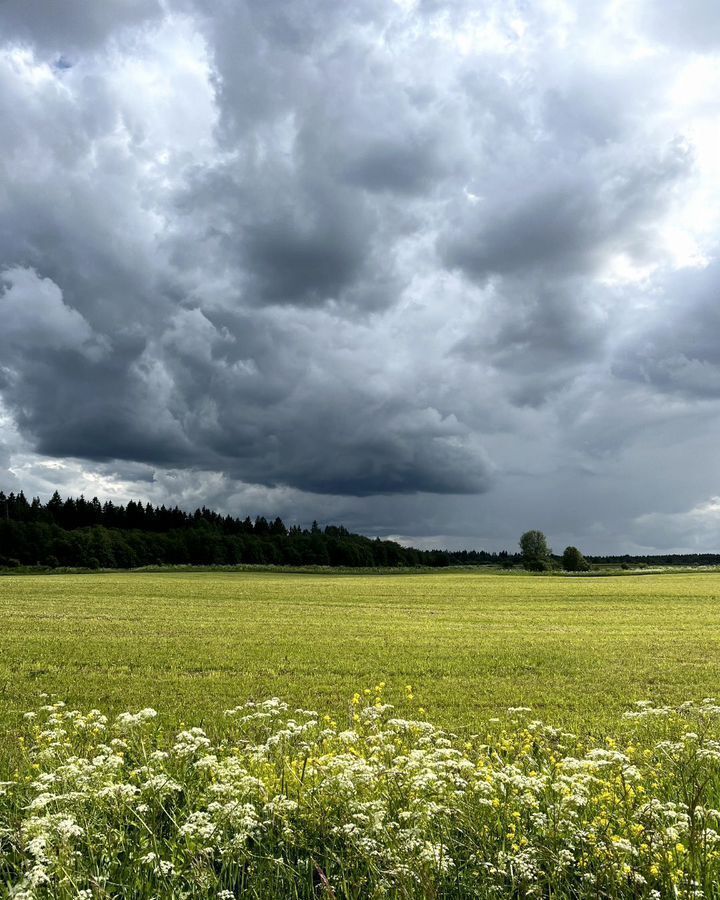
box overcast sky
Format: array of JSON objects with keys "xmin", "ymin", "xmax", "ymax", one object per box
[{"xmin": 1, "ymin": 0, "xmax": 720, "ymax": 554}]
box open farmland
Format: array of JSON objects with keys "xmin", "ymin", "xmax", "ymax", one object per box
[
  {"xmin": 3, "ymin": 569, "xmax": 720, "ymax": 752},
  {"xmin": 6, "ymin": 570, "xmax": 720, "ymax": 897}
]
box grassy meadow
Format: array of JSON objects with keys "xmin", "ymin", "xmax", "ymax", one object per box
[
  {"xmin": 3, "ymin": 569, "xmax": 720, "ymax": 753},
  {"xmin": 5, "ymin": 570, "xmax": 720, "ymax": 897}
]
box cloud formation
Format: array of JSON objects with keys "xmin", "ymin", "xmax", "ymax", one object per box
[{"xmin": 1, "ymin": 0, "xmax": 720, "ymax": 551}]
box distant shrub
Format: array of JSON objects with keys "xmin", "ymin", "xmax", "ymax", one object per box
[
  {"xmin": 524, "ymin": 559, "xmax": 549, "ymax": 572},
  {"xmin": 44, "ymin": 555, "xmax": 60, "ymax": 569},
  {"xmin": 86, "ymin": 556, "xmax": 101, "ymax": 570},
  {"xmin": 562, "ymin": 546, "xmax": 590, "ymax": 572}
]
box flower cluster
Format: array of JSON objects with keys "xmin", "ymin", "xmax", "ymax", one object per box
[{"xmin": 3, "ymin": 694, "xmax": 720, "ymax": 897}]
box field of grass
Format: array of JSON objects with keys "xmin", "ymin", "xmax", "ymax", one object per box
[
  {"xmin": 5, "ymin": 570, "xmax": 720, "ymax": 897},
  {"xmin": 3, "ymin": 569, "xmax": 720, "ymax": 755}
]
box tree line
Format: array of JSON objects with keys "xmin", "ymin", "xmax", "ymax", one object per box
[
  {"xmin": 3, "ymin": 491, "xmax": 717, "ymax": 571},
  {"xmin": 0, "ymin": 490, "xmax": 514, "ymax": 570}
]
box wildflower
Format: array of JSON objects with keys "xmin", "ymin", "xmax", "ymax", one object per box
[
  {"xmin": 9, "ymin": 690, "xmax": 720, "ymax": 897},
  {"xmin": 114, "ymin": 708, "xmax": 158, "ymax": 731}
]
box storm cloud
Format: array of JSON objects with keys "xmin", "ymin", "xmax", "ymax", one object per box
[{"xmin": 1, "ymin": 0, "xmax": 720, "ymax": 552}]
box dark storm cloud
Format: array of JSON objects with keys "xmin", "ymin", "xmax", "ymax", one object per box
[
  {"xmin": 183, "ymin": 0, "xmax": 387, "ymax": 141},
  {"xmin": 141, "ymin": 306, "xmax": 491, "ymax": 495},
  {"xmin": 454, "ymin": 278, "xmax": 609, "ymax": 407},
  {"xmin": 441, "ymin": 132, "xmax": 693, "ymax": 407},
  {"xmin": 166, "ymin": 1, "xmax": 458, "ymax": 310},
  {"xmin": 243, "ymin": 214, "xmax": 367, "ymax": 307},
  {"xmin": 440, "ymin": 141, "xmax": 692, "ymax": 283},
  {"xmin": 175, "ymin": 164, "xmax": 382, "ymax": 308},
  {"xmin": 0, "ymin": 268, "xmax": 188, "ymax": 465},
  {"xmin": 340, "ymin": 135, "xmax": 446, "ymax": 195},
  {"xmin": 0, "ymin": 0, "xmax": 163, "ymax": 55},
  {"xmin": 0, "ymin": 260, "xmax": 487, "ymax": 494},
  {"xmin": 1, "ymin": 0, "xmax": 720, "ymax": 549},
  {"xmin": 613, "ymin": 261, "xmax": 720, "ymax": 399}
]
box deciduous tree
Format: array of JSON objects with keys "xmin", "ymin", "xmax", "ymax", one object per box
[{"xmin": 520, "ymin": 530, "xmax": 551, "ymax": 570}]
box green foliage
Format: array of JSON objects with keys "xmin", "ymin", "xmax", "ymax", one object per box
[
  {"xmin": 562, "ymin": 545, "xmax": 590, "ymax": 572},
  {"xmin": 519, "ymin": 529, "xmax": 550, "ymax": 569},
  {"xmin": 0, "ymin": 489, "xmax": 509, "ymax": 569}
]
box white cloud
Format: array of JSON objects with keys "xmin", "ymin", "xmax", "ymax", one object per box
[{"xmin": 0, "ymin": 267, "xmax": 95, "ymax": 351}]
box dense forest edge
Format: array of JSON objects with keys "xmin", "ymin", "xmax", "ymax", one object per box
[{"xmin": 1, "ymin": 489, "xmax": 719, "ymax": 571}]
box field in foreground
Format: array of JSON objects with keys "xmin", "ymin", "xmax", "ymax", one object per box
[
  {"xmin": 4, "ymin": 693, "xmax": 720, "ymax": 898},
  {"xmin": 4, "ymin": 570, "xmax": 720, "ymax": 898},
  {"xmin": 3, "ymin": 570, "xmax": 720, "ymax": 754}
]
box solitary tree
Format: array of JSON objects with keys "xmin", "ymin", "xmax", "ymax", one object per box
[
  {"xmin": 519, "ymin": 530, "xmax": 551, "ymax": 571},
  {"xmin": 562, "ymin": 546, "xmax": 589, "ymax": 572}
]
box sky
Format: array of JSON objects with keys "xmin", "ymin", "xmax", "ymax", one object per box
[{"xmin": 1, "ymin": 0, "xmax": 720, "ymax": 554}]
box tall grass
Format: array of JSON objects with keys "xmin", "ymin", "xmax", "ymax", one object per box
[{"xmin": 3, "ymin": 688, "xmax": 720, "ymax": 898}]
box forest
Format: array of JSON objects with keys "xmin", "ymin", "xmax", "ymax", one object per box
[
  {"xmin": 0, "ymin": 489, "xmax": 508, "ymax": 569},
  {"xmin": 2, "ymin": 489, "xmax": 718, "ymax": 570}
]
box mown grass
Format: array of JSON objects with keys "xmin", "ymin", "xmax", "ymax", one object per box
[{"xmin": 3, "ymin": 570, "xmax": 720, "ymax": 769}]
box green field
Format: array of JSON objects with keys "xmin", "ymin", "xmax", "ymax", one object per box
[
  {"xmin": 6, "ymin": 569, "xmax": 720, "ymax": 897},
  {"xmin": 3, "ymin": 569, "xmax": 720, "ymax": 758}
]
